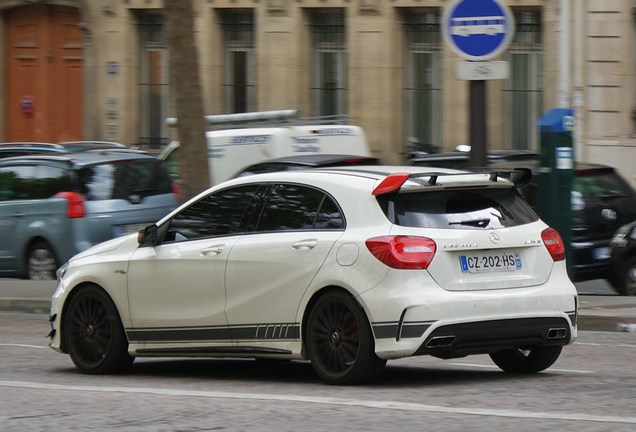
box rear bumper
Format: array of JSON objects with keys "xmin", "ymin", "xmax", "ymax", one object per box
[
  {"xmin": 415, "ymin": 316, "xmax": 573, "ymax": 359},
  {"xmin": 361, "ymin": 264, "xmax": 578, "ymax": 360}
]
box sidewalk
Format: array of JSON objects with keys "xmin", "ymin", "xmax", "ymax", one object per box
[{"xmin": 1, "ymin": 279, "xmax": 636, "ymax": 332}]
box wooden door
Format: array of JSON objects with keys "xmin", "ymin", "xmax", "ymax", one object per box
[{"xmin": 5, "ymin": 5, "xmax": 83, "ymax": 142}]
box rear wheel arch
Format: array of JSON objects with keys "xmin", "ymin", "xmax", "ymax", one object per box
[
  {"xmin": 300, "ymin": 286, "xmax": 365, "ymax": 355},
  {"xmin": 301, "ymin": 286, "xmax": 385, "ymax": 384}
]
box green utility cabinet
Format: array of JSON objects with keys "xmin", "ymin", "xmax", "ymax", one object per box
[{"xmin": 538, "ymin": 108, "xmax": 574, "ymax": 277}]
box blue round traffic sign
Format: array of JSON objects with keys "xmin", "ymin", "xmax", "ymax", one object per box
[{"xmin": 443, "ymin": 0, "xmax": 515, "ymax": 61}]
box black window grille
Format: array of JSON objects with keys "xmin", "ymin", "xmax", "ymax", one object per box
[
  {"xmin": 309, "ymin": 9, "xmax": 346, "ymax": 117},
  {"xmin": 220, "ymin": 9, "xmax": 255, "ymax": 113}
]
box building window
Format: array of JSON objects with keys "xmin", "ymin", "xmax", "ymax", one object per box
[
  {"xmin": 309, "ymin": 9, "xmax": 346, "ymax": 118},
  {"xmin": 220, "ymin": 9, "xmax": 255, "ymax": 113},
  {"xmin": 137, "ymin": 12, "xmax": 169, "ymax": 150},
  {"xmin": 403, "ymin": 10, "xmax": 443, "ymax": 154},
  {"xmin": 504, "ymin": 10, "xmax": 543, "ymax": 150}
]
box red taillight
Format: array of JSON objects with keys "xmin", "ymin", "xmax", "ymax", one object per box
[
  {"xmin": 541, "ymin": 228, "xmax": 565, "ymax": 261},
  {"xmin": 54, "ymin": 192, "xmax": 86, "ymax": 218},
  {"xmin": 365, "ymin": 235, "xmax": 436, "ymax": 269},
  {"xmin": 171, "ymin": 182, "xmax": 181, "ymax": 199}
]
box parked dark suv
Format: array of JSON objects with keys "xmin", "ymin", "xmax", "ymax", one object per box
[{"xmin": 0, "ymin": 151, "xmax": 178, "ymax": 279}]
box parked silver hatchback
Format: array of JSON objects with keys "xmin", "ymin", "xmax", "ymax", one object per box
[{"xmin": 0, "ymin": 151, "xmax": 179, "ymax": 279}]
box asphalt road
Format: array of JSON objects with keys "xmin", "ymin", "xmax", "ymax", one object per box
[{"xmin": 1, "ymin": 313, "xmax": 636, "ymax": 431}]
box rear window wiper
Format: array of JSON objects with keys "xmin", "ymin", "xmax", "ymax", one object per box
[{"xmin": 449, "ymin": 218, "xmax": 491, "ymax": 228}]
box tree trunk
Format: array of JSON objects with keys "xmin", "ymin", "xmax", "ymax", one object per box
[{"xmin": 164, "ymin": 0, "xmax": 209, "ymax": 202}]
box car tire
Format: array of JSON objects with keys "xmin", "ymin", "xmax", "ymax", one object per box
[
  {"xmin": 489, "ymin": 345, "xmax": 563, "ymax": 373},
  {"xmin": 305, "ymin": 290, "xmax": 386, "ymax": 385},
  {"xmin": 615, "ymin": 256, "xmax": 636, "ymax": 296},
  {"xmin": 64, "ymin": 285, "xmax": 134, "ymax": 374},
  {"xmin": 27, "ymin": 241, "xmax": 57, "ymax": 280}
]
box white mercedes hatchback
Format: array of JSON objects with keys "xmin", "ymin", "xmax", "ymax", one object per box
[{"xmin": 49, "ymin": 166, "xmax": 578, "ymax": 385}]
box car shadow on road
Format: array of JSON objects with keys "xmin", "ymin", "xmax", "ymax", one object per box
[{"xmin": 92, "ymin": 357, "xmax": 557, "ymax": 388}]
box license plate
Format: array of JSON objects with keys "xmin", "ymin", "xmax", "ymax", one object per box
[
  {"xmin": 592, "ymin": 247, "xmax": 611, "ymax": 260},
  {"xmin": 459, "ymin": 251, "xmax": 522, "ymax": 273}
]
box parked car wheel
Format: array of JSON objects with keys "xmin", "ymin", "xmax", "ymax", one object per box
[
  {"xmin": 615, "ymin": 256, "xmax": 636, "ymax": 296},
  {"xmin": 306, "ymin": 291, "xmax": 386, "ymax": 385},
  {"xmin": 27, "ymin": 241, "xmax": 57, "ymax": 280},
  {"xmin": 64, "ymin": 285, "xmax": 133, "ymax": 374},
  {"xmin": 489, "ymin": 346, "xmax": 563, "ymax": 373}
]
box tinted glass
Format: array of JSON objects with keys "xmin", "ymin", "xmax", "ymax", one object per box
[
  {"xmin": 35, "ymin": 166, "xmax": 73, "ymax": 198},
  {"xmin": 78, "ymin": 160, "xmax": 172, "ymax": 201},
  {"xmin": 0, "ymin": 166, "xmax": 36, "ymax": 200},
  {"xmin": 0, "ymin": 165, "xmax": 71, "ymax": 200},
  {"xmin": 574, "ymin": 172, "xmax": 636, "ymax": 200},
  {"xmin": 166, "ymin": 185, "xmax": 260, "ymax": 241},
  {"xmin": 386, "ymin": 187, "xmax": 538, "ymax": 229},
  {"xmin": 315, "ymin": 195, "xmax": 344, "ymax": 229},
  {"xmin": 258, "ymin": 184, "xmax": 331, "ymax": 231}
]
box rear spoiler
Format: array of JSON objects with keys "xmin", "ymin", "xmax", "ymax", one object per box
[{"xmin": 371, "ymin": 168, "xmax": 532, "ymax": 196}]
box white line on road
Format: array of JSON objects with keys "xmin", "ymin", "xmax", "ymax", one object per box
[
  {"xmin": 0, "ymin": 343, "xmax": 47, "ymax": 349},
  {"xmin": 1, "ymin": 380, "xmax": 635, "ymax": 425},
  {"xmin": 448, "ymin": 362, "xmax": 593, "ymax": 374},
  {"xmin": 575, "ymin": 341, "xmax": 636, "ymax": 349}
]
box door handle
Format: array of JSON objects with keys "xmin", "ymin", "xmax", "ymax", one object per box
[
  {"xmin": 292, "ymin": 239, "xmax": 318, "ymax": 250},
  {"xmin": 201, "ymin": 245, "xmax": 224, "ymax": 256}
]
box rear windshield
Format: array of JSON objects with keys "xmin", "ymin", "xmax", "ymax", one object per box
[
  {"xmin": 78, "ymin": 160, "xmax": 173, "ymax": 201},
  {"xmin": 380, "ymin": 187, "xmax": 538, "ymax": 229}
]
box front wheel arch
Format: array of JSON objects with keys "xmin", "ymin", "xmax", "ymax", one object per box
[{"xmin": 61, "ymin": 283, "xmax": 133, "ymax": 374}]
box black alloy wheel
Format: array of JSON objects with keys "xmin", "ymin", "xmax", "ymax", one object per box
[
  {"xmin": 489, "ymin": 345, "xmax": 563, "ymax": 373},
  {"xmin": 306, "ymin": 290, "xmax": 386, "ymax": 385},
  {"xmin": 64, "ymin": 285, "xmax": 133, "ymax": 374}
]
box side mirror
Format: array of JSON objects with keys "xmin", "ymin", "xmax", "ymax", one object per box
[{"xmin": 138, "ymin": 224, "xmax": 158, "ymax": 247}]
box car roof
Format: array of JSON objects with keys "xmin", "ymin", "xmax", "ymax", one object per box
[
  {"xmin": 222, "ymin": 165, "xmax": 521, "ymax": 194},
  {"xmin": 409, "ymin": 149, "xmax": 539, "ymax": 163},
  {"xmin": 0, "ymin": 142, "xmax": 65, "ymax": 151},
  {"xmin": 242, "ymin": 153, "xmax": 379, "ymax": 166},
  {"xmin": 0, "ymin": 150, "xmax": 160, "ymax": 168},
  {"xmin": 57, "ymin": 141, "xmax": 127, "ymax": 151},
  {"xmin": 494, "ymin": 159, "xmax": 617, "ymax": 174}
]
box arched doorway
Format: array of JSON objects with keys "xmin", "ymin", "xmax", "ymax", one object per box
[{"xmin": 5, "ymin": 4, "xmax": 83, "ymax": 142}]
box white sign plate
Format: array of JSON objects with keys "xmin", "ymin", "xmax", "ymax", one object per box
[{"xmin": 455, "ymin": 61, "xmax": 510, "ymax": 80}]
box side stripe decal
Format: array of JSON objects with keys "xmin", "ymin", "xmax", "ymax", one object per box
[{"xmin": 127, "ymin": 323, "xmax": 300, "ymax": 343}]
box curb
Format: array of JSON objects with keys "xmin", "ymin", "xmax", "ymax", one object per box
[{"xmin": 0, "ymin": 298, "xmax": 52, "ymax": 315}]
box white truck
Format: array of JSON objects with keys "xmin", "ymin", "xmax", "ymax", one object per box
[{"xmin": 161, "ymin": 110, "xmax": 371, "ymax": 186}]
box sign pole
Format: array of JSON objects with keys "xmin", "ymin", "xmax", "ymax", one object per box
[
  {"xmin": 469, "ymin": 79, "xmax": 487, "ymax": 167},
  {"xmin": 443, "ymin": 0, "xmax": 515, "ymax": 168}
]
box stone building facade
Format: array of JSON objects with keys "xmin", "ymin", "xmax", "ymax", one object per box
[{"xmin": 1, "ymin": 0, "xmax": 634, "ymax": 186}]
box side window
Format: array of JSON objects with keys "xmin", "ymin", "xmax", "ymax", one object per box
[
  {"xmin": 35, "ymin": 166, "xmax": 72, "ymax": 199},
  {"xmin": 257, "ymin": 184, "xmax": 343, "ymax": 231},
  {"xmin": 315, "ymin": 195, "xmax": 344, "ymax": 229},
  {"xmin": 0, "ymin": 166, "xmax": 36, "ymax": 201},
  {"xmin": 165, "ymin": 185, "xmax": 260, "ymax": 242}
]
